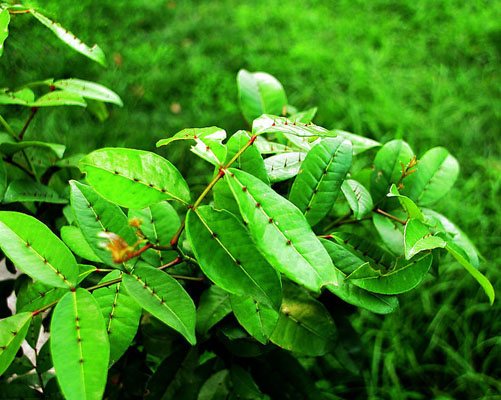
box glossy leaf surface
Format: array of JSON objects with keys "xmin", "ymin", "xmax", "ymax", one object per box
[
  {"xmin": 0, "ymin": 312, "xmax": 32, "ymax": 376},
  {"xmin": 404, "ymin": 219, "xmax": 446, "ymax": 260},
  {"xmin": 61, "ymin": 225, "xmax": 101, "ymax": 263},
  {"xmin": 341, "ymin": 179, "xmax": 373, "ymax": 220},
  {"xmin": 264, "ymin": 152, "xmax": 306, "ymax": 182},
  {"xmin": 51, "ymin": 79, "xmax": 122, "ymax": 106}
]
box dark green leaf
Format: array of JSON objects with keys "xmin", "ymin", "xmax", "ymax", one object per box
[
  {"xmin": 230, "ymin": 365, "xmax": 268, "ymax": 400},
  {"xmin": 196, "ymin": 286, "xmax": 232, "ymax": 336},
  {"xmin": 79, "ymin": 148, "xmax": 190, "ymax": 208},
  {"xmin": 50, "ymin": 289, "xmax": 110, "ymax": 400},
  {"xmin": 186, "ymin": 206, "xmax": 281, "ymax": 308},
  {"xmin": 0, "ymin": 211, "xmax": 77, "ymax": 288},
  {"xmin": 198, "ymin": 369, "xmax": 230, "ymax": 400},
  {"xmin": 0, "ymin": 158, "xmax": 6, "ymax": 201},
  {"xmin": 0, "ymin": 312, "xmax": 32, "ymax": 376},
  {"xmin": 225, "ymin": 168, "xmax": 338, "ymax": 292},
  {"xmin": 3, "ymin": 180, "xmax": 67, "ymax": 204},
  {"xmin": 0, "ymin": 136, "xmax": 65, "ymax": 158},
  {"xmin": 289, "ymin": 137, "xmax": 352, "ymax": 226}
]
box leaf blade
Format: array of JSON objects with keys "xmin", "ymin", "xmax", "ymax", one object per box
[{"xmin": 0, "ymin": 312, "xmax": 32, "ymax": 376}]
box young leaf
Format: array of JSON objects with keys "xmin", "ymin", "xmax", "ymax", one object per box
[
  {"xmin": 3, "ymin": 180, "xmax": 67, "ymax": 204},
  {"xmin": 372, "ymin": 211, "xmax": 405, "ymax": 255},
  {"xmin": 0, "ymin": 211, "xmax": 78, "ymax": 288},
  {"xmin": 225, "ymin": 168, "xmax": 338, "ymax": 292},
  {"xmin": 0, "ymin": 8, "xmax": 10, "ymax": 57},
  {"xmin": 289, "ymin": 137, "xmax": 352, "ymax": 226},
  {"xmin": 156, "ymin": 127, "xmax": 227, "ymax": 166},
  {"xmin": 370, "ymin": 139, "xmax": 414, "ymax": 204},
  {"xmin": 60, "ymin": 226, "xmax": 101, "ymax": 263},
  {"xmin": 0, "ymin": 312, "xmax": 32, "ymax": 376},
  {"xmin": 264, "ymin": 152, "xmax": 306, "ymax": 183},
  {"xmin": 237, "ymin": 70, "xmax": 288, "ymax": 123},
  {"xmin": 334, "ymin": 130, "xmax": 381, "ymax": 155},
  {"xmin": 230, "ymin": 294, "xmax": 279, "ymax": 344},
  {"xmin": 404, "ymin": 219, "xmax": 446, "ymax": 260},
  {"xmin": 30, "ymin": 9, "xmax": 106, "ymax": 66},
  {"xmin": 270, "ymin": 283, "xmax": 336, "ymax": 356},
  {"xmin": 79, "ymin": 148, "xmax": 190, "ymax": 208},
  {"xmin": 196, "ymin": 286, "xmax": 232, "ymax": 336},
  {"xmin": 30, "ymin": 91, "xmax": 87, "ymax": 107},
  {"xmin": 186, "ymin": 207, "xmax": 281, "ymax": 308},
  {"xmin": 122, "ymin": 263, "xmax": 196, "ymax": 344},
  {"xmin": 50, "ymin": 289, "xmax": 110, "ymax": 400},
  {"xmin": 387, "ymin": 184, "xmax": 424, "ymax": 221},
  {"xmin": 341, "ymin": 179, "xmax": 373, "ymax": 220},
  {"xmin": 322, "ymin": 239, "xmax": 399, "ymax": 314},
  {"xmin": 93, "ymin": 271, "xmax": 142, "ymax": 365},
  {"xmin": 445, "ymin": 241, "xmax": 494, "ymax": 305},
  {"xmin": 51, "ymin": 79, "xmax": 123, "ymax": 106},
  {"xmin": 70, "ymin": 181, "xmax": 137, "ymax": 266},
  {"xmin": 16, "ymin": 280, "xmax": 66, "ymax": 313},
  {"xmin": 403, "ymin": 147, "xmax": 459, "ymax": 206}
]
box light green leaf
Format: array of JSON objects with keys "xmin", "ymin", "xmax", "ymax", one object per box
[
  {"xmin": 252, "ymin": 115, "xmax": 332, "ymax": 139},
  {"xmin": 0, "ymin": 137, "xmax": 66, "ymax": 158},
  {"xmin": 186, "ymin": 206, "xmax": 281, "ymax": 309},
  {"xmin": 0, "ymin": 312, "xmax": 32, "ymax": 376},
  {"xmin": 370, "ymin": 139, "xmax": 414, "ymax": 204},
  {"xmin": 289, "ymin": 107, "xmax": 318, "ymax": 124},
  {"xmin": 254, "ymin": 136, "xmax": 293, "ymax": 154},
  {"xmin": 334, "ymin": 130, "xmax": 381, "ymax": 155},
  {"xmin": 270, "ymin": 283, "xmax": 336, "ymax": 356},
  {"xmin": 0, "ymin": 88, "xmax": 35, "ymax": 105},
  {"xmin": 404, "ymin": 219, "xmax": 446, "ymax": 260},
  {"xmin": 225, "ymin": 168, "xmax": 338, "ymax": 292},
  {"xmin": 93, "ymin": 271, "xmax": 142, "ymax": 365},
  {"xmin": 196, "ymin": 285, "xmax": 232, "ymax": 336},
  {"xmin": 78, "ymin": 264, "xmax": 97, "ymax": 283},
  {"xmin": 289, "ymin": 137, "xmax": 352, "ymax": 226},
  {"xmin": 31, "ymin": 9, "xmax": 106, "ymax": 66},
  {"xmin": 0, "ymin": 211, "xmax": 77, "ymax": 288},
  {"xmin": 30, "ymin": 91, "xmax": 87, "ymax": 107},
  {"xmin": 0, "ymin": 8, "xmax": 9, "ymax": 57},
  {"xmin": 230, "ymin": 294, "xmax": 279, "ymax": 344},
  {"xmin": 341, "ymin": 179, "xmax": 373, "ymax": 220},
  {"xmin": 423, "ymin": 208, "xmax": 480, "ymax": 267},
  {"xmin": 237, "ymin": 70, "xmax": 288, "ymax": 123},
  {"xmin": 16, "ymin": 280, "xmax": 66, "ymax": 313},
  {"xmin": 51, "ymin": 79, "xmax": 122, "ymax": 106},
  {"xmin": 3, "ymin": 180, "xmax": 67, "ymax": 204},
  {"xmin": 403, "ymin": 147, "xmax": 459, "ymax": 206},
  {"xmin": 60, "ymin": 226, "xmax": 101, "ymax": 263},
  {"xmin": 226, "ymin": 131, "xmax": 269, "ymax": 183},
  {"xmin": 50, "ymin": 289, "xmax": 110, "ymax": 400},
  {"xmin": 79, "ymin": 148, "xmax": 190, "ymax": 208},
  {"xmin": 322, "ymin": 239, "xmax": 399, "ymax": 314},
  {"xmin": 264, "ymin": 152, "xmax": 306, "ymax": 183},
  {"xmin": 69, "ymin": 181, "xmax": 137, "ymax": 266},
  {"xmin": 123, "ymin": 263, "xmax": 196, "ymax": 344},
  {"xmin": 445, "ymin": 241, "xmax": 494, "ymax": 305},
  {"xmin": 372, "ymin": 211, "xmax": 405, "ymax": 255},
  {"xmin": 387, "ymin": 184, "xmax": 424, "ymax": 221}
]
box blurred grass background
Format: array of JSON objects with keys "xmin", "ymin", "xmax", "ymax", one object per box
[{"xmin": 1, "ymin": 0, "xmax": 500, "ymax": 398}]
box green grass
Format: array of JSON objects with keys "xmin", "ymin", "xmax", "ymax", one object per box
[{"xmin": 1, "ymin": 0, "xmax": 499, "ymax": 397}]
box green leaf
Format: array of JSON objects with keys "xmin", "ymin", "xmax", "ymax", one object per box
[
  {"xmin": 51, "ymin": 79, "xmax": 122, "ymax": 106},
  {"xmin": 404, "ymin": 219, "xmax": 446, "ymax": 260},
  {"xmin": 69, "ymin": 181, "xmax": 137, "ymax": 266},
  {"xmin": 403, "ymin": 147, "xmax": 459, "ymax": 206},
  {"xmin": 254, "ymin": 136, "xmax": 293, "ymax": 154},
  {"xmin": 370, "ymin": 139, "xmax": 414, "ymax": 204},
  {"xmin": 230, "ymin": 365, "xmax": 268, "ymax": 400},
  {"xmin": 0, "ymin": 211, "xmax": 77, "ymax": 288},
  {"xmin": 0, "ymin": 312, "xmax": 32, "ymax": 376},
  {"xmin": 30, "ymin": 9, "xmax": 106, "ymax": 66},
  {"xmin": 0, "ymin": 137, "xmax": 66, "ymax": 159},
  {"xmin": 3, "ymin": 180, "xmax": 67, "ymax": 204},
  {"xmin": 0, "ymin": 158, "xmax": 6, "ymax": 201},
  {"xmin": 60, "ymin": 226, "xmax": 101, "ymax": 263},
  {"xmin": 423, "ymin": 208, "xmax": 480, "ymax": 267},
  {"xmin": 196, "ymin": 286, "xmax": 232, "ymax": 336},
  {"xmin": 334, "ymin": 130, "xmax": 381, "ymax": 155},
  {"xmin": 123, "ymin": 263, "xmax": 196, "ymax": 344},
  {"xmin": 230, "ymin": 294, "xmax": 279, "ymax": 344},
  {"xmin": 93, "ymin": 271, "xmax": 142, "ymax": 365},
  {"xmin": 16, "ymin": 279, "xmax": 66, "ymax": 313},
  {"xmin": 237, "ymin": 70, "xmax": 288, "ymax": 123},
  {"xmin": 289, "ymin": 137, "xmax": 352, "ymax": 226},
  {"xmin": 321, "ymin": 239, "xmax": 399, "ymax": 314},
  {"xmin": 78, "ymin": 264, "xmax": 96, "ymax": 283},
  {"xmin": 79, "ymin": 148, "xmax": 190, "ymax": 208},
  {"xmin": 264, "ymin": 152, "xmax": 306, "ymax": 182},
  {"xmin": 156, "ymin": 127, "xmax": 227, "ymax": 166},
  {"xmin": 226, "ymin": 131, "xmax": 269, "ymax": 183},
  {"xmin": 372, "ymin": 211, "xmax": 405, "ymax": 256},
  {"xmin": 30, "ymin": 91, "xmax": 87, "ymax": 107},
  {"xmin": 186, "ymin": 206, "xmax": 281, "ymax": 308},
  {"xmin": 0, "ymin": 8, "xmax": 9, "ymax": 57},
  {"xmin": 341, "ymin": 179, "xmax": 373, "ymax": 220},
  {"xmin": 387, "ymin": 184, "xmax": 424, "ymax": 221},
  {"xmin": 346, "ymin": 254, "xmax": 432, "ymax": 295},
  {"xmin": 50, "ymin": 289, "xmax": 110, "ymax": 400},
  {"xmin": 198, "ymin": 369, "xmax": 230, "ymax": 400},
  {"xmin": 289, "ymin": 107, "xmax": 318, "ymax": 124},
  {"xmin": 0, "ymin": 88, "xmax": 34, "ymax": 105},
  {"xmin": 270, "ymin": 283, "xmax": 336, "ymax": 356},
  {"xmin": 252, "ymin": 115, "xmax": 332, "ymax": 139},
  {"xmin": 445, "ymin": 241, "xmax": 494, "ymax": 305},
  {"xmin": 225, "ymin": 168, "xmax": 338, "ymax": 292}
]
